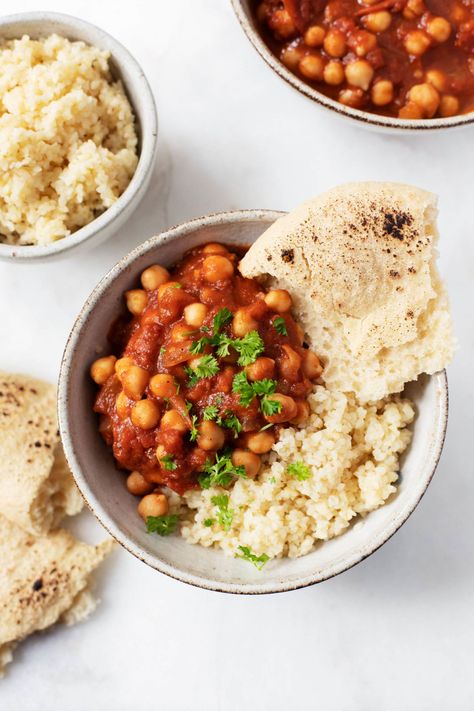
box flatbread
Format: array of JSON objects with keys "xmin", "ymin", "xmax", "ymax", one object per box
[
  {"xmin": 0, "ymin": 515, "xmax": 114, "ymax": 677},
  {"xmin": 240, "ymin": 182, "xmax": 454, "ymax": 401},
  {"xmin": 0, "ymin": 372, "xmax": 83, "ymax": 534}
]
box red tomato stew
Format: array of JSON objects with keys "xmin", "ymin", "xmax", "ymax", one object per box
[
  {"xmin": 91, "ymin": 243, "xmax": 323, "ymax": 525},
  {"xmin": 252, "ymin": 0, "xmax": 474, "ymax": 119}
]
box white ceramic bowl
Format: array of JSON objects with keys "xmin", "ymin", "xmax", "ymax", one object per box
[
  {"xmin": 0, "ymin": 12, "xmax": 157, "ymax": 262},
  {"xmin": 58, "ymin": 211, "xmax": 449, "ymax": 594},
  {"xmin": 231, "ymin": 0, "xmax": 474, "ymax": 133}
]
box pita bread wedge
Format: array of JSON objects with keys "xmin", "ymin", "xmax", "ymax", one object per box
[
  {"xmin": 0, "ymin": 371, "xmax": 83, "ymax": 534},
  {"xmin": 240, "ymin": 182, "xmax": 454, "ymax": 401},
  {"xmin": 0, "ymin": 515, "xmax": 114, "ymax": 677}
]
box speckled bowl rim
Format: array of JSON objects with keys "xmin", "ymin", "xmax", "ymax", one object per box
[
  {"xmin": 59, "ymin": 210, "xmax": 449, "ymax": 594},
  {"xmin": 0, "ymin": 11, "xmax": 158, "ymax": 261},
  {"xmin": 231, "ymin": 0, "xmax": 474, "ymax": 132}
]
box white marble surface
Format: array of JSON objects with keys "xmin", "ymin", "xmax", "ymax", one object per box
[{"xmin": 1, "ymin": 1, "xmax": 473, "ymax": 708}]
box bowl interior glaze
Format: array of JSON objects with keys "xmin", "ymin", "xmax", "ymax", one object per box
[{"xmin": 58, "ymin": 211, "xmax": 448, "ymax": 594}]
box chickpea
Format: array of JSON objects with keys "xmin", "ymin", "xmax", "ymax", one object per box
[
  {"xmin": 197, "ymin": 420, "xmax": 225, "ymax": 451},
  {"xmin": 157, "ymin": 281, "xmax": 183, "ymax": 300},
  {"xmin": 231, "ymin": 449, "xmax": 261, "ymax": 479},
  {"xmin": 290, "ymin": 400, "xmax": 311, "ymax": 426},
  {"xmin": 90, "ymin": 355, "xmax": 116, "ymax": 385},
  {"xmin": 137, "ymin": 492, "xmax": 169, "ymax": 520},
  {"xmin": 426, "ymin": 69, "xmax": 447, "ymax": 93},
  {"xmin": 304, "ymin": 25, "xmax": 326, "ymax": 47},
  {"xmin": 398, "ymin": 101, "xmax": 424, "ymax": 119},
  {"xmin": 403, "ymin": 0, "xmax": 425, "ymax": 19},
  {"xmin": 116, "ymin": 391, "xmax": 130, "ymax": 420},
  {"xmin": 324, "ymin": 60, "xmax": 345, "ymax": 85},
  {"xmin": 338, "ymin": 88, "xmax": 365, "ymax": 108},
  {"xmin": 171, "ymin": 322, "xmax": 196, "ymax": 342},
  {"xmin": 351, "ymin": 30, "xmax": 377, "ymax": 57},
  {"xmin": 115, "ymin": 356, "xmax": 134, "ymax": 380},
  {"xmin": 246, "ymin": 430, "xmax": 275, "ymax": 454},
  {"xmin": 279, "ymin": 345, "xmax": 302, "ymax": 380},
  {"xmin": 281, "ymin": 45, "xmax": 305, "ymax": 70},
  {"xmin": 295, "ymin": 323, "xmax": 305, "ymax": 346},
  {"xmin": 202, "ymin": 243, "xmax": 228, "ymax": 255},
  {"xmin": 404, "ymin": 30, "xmax": 431, "ymax": 56},
  {"xmin": 439, "ymin": 94, "xmax": 460, "ymax": 117},
  {"xmin": 263, "ymin": 394, "xmax": 298, "ymax": 423},
  {"xmin": 141, "ymin": 264, "xmax": 170, "ymax": 291},
  {"xmin": 131, "ymin": 399, "xmax": 161, "ymax": 430},
  {"xmin": 264, "ymin": 289, "xmax": 292, "ymax": 313},
  {"xmin": 299, "ymin": 54, "xmax": 324, "ymax": 81},
  {"xmin": 345, "ymin": 60, "xmax": 374, "ymax": 91},
  {"xmin": 155, "ymin": 444, "xmax": 167, "ymax": 463},
  {"xmin": 183, "ymin": 302, "xmax": 208, "ymax": 328},
  {"xmin": 324, "ymin": 29, "xmax": 346, "ymax": 58},
  {"xmin": 427, "ymin": 16, "xmax": 451, "ymax": 43},
  {"xmin": 246, "ymin": 357, "xmax": 275, "ymax": 382},
  {"xmin": 408, "ymin": 82, "xmax": 440, "ymax": 118},
  {"xmin": 126, "ymin": 471, "xmax": 153, "ymax": 496},
  {"xmin": 149, "ymin": 373, "xmax": 177, "ymax": 398},
  {"xmin": 121, "ymin": 365, "xmax": 150, "ymax": 401},
  {"xmin": 302, "ymin": 350, "xmax": 323, "ymax": 379},
  {"xmin": 269, "ymin": 8, "xmax": 296, "ymax": 39},
  {"xmin": 202, "ymin": 255, "xmax": 234, "ymax": 283},
  {"xmin": 371, "ymin": 79, "xmax": 394, "ymax": 106},
  {"xmin": 364, "ymin": 11, "xmax": 392, "ymax": 33},
  {"xmin": 232, "ymin": 309, "xmax": 258, "ymax": 337},
  {"xmin": 160, "ymin": 408, "xmax": 188, "ymax": 433},
  {"xmin": 451, "ymin": 4, "xmax": 468, "ymax": 23},
  {"xmin": 125, "ymin": 289, "xmax": 148, "ymax": 316}
]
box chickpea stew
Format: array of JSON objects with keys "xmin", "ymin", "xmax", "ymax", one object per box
[
  {"xmin": 91, "ymin": 243, "xmax": 323, "ymax": 529},
  {"xmin": 253, "ymin": 0, "xmax": 474, "ymax": 119}
]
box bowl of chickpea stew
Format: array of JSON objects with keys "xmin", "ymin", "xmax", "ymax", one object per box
[
  {"xmin": 232, "ymin": 0, "xmax": 474, "ymax": 131},
  {"xmin": 59, "ymin": 210, "xmax": 448, "ymax": 593}
]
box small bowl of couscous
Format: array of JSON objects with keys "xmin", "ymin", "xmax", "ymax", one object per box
[
  {"xmin": 0, "ymin": 12, "xmax": 157, "ymax": 262},
  {"xmin": 232, "ymin": 0, "xmax": 474, "ymax": 133}
]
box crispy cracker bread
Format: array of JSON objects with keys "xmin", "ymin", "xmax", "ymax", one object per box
[
  {"xmin": 0, "ymin": 372, "xmax": 83, "ymax": 534},
  {"xmin": 240, "ymin": 182, "xmax": 454, "ymax": 401},
  {"xmin": 0, "ymin": 515, "xmax": 114, "ymax": 677}
]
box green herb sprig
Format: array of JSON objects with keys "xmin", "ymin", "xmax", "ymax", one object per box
[
  {"xmin": 146, "ymin": 514, "xmax": 179, "ymax": 536},
  {"xmin": 236, "ymin": 545, "xmax": 270, "ymax": 570}
]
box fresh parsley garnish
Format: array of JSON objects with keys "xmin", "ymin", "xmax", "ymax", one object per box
[
  {"xmin": 189, "ymin": 414, "xmax": 199, "ymax": 442},
  {"xmin": 211, "ymin": 494, "xmax": 234, "ymax": 532},
  {"xmin": 146, "ymin": 514, "xmax": 179, "ymax": 536},
  {"xmin": 252, "ymin": 379, "xmax": 277, "ymax": 396},
  {"xmin": 287, "ymin": 461, "xmax": 312, "ymax": 481},
  {"xmin": 159, "ymin": 346, "xmax": 166, "ymax": 356},
  {"xmin": 204, "ymin": 518, "xmax": 214, "ymax": 527},
  {"xmin": 198, "ymin": 450, "xmax": 247, "ymax": 489},
  {"xmin": 260, "ymin": 395, "xmax": 283, "ymax": 417},
  {"xmin": 160, "ymin": 454, "xmax": 177, "ymax": 471},
  {"xmin": 170, "ymin": 283, "xmax": 182, "ymax": 289},
  {"xmin": 232, "ymin": 330, "xmax": 265, "ymax": 366},
  {"xmin": 232, "ymin": 371, "xmax": 256, "ymax": 407},
  {"xmin": 220, "ymin": 412, "xmax": 242, "ymax": 437},
  {"xmin": 215, "ymin": 334, "xmax": 234, "ymax": 358},
  {"xmin": 203, "ymin": 404, "xmax": 219, "ymax": 420},
  {"xmin": 213, "ymin": 307, "xmax": 233, "ymax": 335},
  {"xmin": 184, "ymin": 354, "xmax": 220, "ymax": 385},
  {"xmin": 273, "ymin": 316, "xmax": 288, "ymax": 336},
  {"xmin": 236, "ymin": 545, "xmax": 269, "ymax": 570},
  {"xmin": 190, "ymin": 336, "xmax": 212, "ymax": 355}
]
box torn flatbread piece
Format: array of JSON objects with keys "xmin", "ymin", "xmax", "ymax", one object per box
[
  {"xmin": 240, "ymin": 182, "xmax": 454, "ymax": 401},
  {"xmin": 0, "ymin": 515, "xmax": 114, "ymax": 677},
  {"xmin": 0, "ymin": 372, "xmax": 83, "ymax": 534}
]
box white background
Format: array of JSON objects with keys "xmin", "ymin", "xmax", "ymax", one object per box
[{"xmin": 1, "ymin": 1, "xmax": 473, "ymax": 709}]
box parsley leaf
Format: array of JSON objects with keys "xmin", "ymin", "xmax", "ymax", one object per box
[
  {"xmin": 214, "ymin": 334, "xmax": 234, "ymax": 358},
  {"xmin": 236, "ymin": 545, "xmax": 270, "ymax": 570},
  {"xmin": 198, "ymin": 450, "xmax": 247, "ymax": 489},
  {"xmin": 204, "ymin": 518, "xmax": 214, "ymax": 527},
  {"xmin": 170, "ymin": 283, "xmax": 182, "ymax": 289},
  {"xmin": 146, "ymin": 514, "xmax": 179, "ymax": 536},
  {"xmin": 190, "ymin": 336, "xmax": 212, "ymax": 355},
  {"xmin": 184, "ymin": 354, "xmax": 219, "ymax": 385},
  {"xmin": 232, "ymin": 371, "xmax": 256, "ymax": 407},
  {"xmin": 203, "ymin": 404, "xmax": 219, "ymax": 420},
  {"xmin": 160, "ymin": 454, "xmax": 177, "ymax": 471},
  {"xmin": 220, "ymin": 412, "xmax": 242, "ymax": 437},
  {"xmin": 213, "ymin": 307, "xmax": 233, "ymax": 335},
  {"xmin": 287, "ymin": 461, "xmax": 312, "ymax": 481},
  {"xmin": 159, "ymin": 346, "xmax": 166, "ymax": 356},
  {"xmin": 233, "ymin": 330, "xmax": 265, "ymax": 366},
  {"xmin": 211, "ymin": 494, "xmax": 234, "ymax": 532},
  {"xmin": 252, "ymin": 378, "xmax": 277, "ymax": 396},
  {"xmin": 273, "ymin": 316, "xmax": 288, "ymax": 336},
  {"xmin": 261, "ymin": 395, "xmax": 283, "ymax": 417},
  {"xmin": 189, "ymin": 414, "xmax": 199, "ymax": 442}
]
